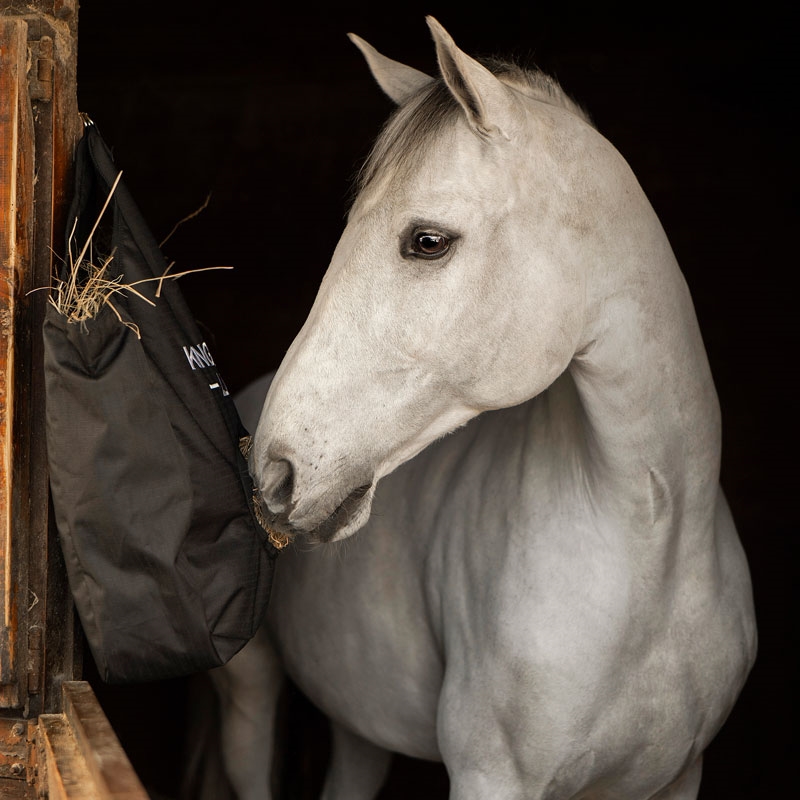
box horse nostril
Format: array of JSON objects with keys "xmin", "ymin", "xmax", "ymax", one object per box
[{"xmin": 259, "ymin": 458, "xmax": 294, "ymax": 514}]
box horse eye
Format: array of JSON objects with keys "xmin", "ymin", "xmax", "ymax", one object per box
[{"xmin": 412, "ymin": 232, "xmax": 450, "ymax": 258}]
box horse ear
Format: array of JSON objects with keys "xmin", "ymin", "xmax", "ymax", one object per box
[
  {"xmin": 348, "ymin": 33, "xmax": 434, "ymax": 105},
  {"xmin": 426, "ymin": 16, "xmax": 515, "ymax": 141}
]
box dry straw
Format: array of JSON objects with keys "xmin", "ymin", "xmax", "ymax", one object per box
[
  {"xmin": 46, "ymin": 172, "xmax": 230, "ymax": 338},
  {"xmin": 239, "ymin": 435, "xmax": 292, "ymax": 550}
]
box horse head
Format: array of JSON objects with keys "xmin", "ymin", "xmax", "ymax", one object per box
[{"xmin": 251, "ymin": 18, "xmax": 620, "ymax": 542}]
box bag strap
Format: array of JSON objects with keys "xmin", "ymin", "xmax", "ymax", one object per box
[
  {"xmin": 63, "ymin": 125, "xmax": 104, "ymax": 282},
  {"xmin": 83, "ymin": 122, "xmax": 174, "ymax": 285}
]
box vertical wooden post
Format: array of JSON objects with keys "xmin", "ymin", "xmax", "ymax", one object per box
[
  {"xmin": 0, "ymin": 12, "xmax": 35, "ymax": 713},
  {"xmin": 0, "ymin": 1, "xmax": 82, "ymax": 716}
]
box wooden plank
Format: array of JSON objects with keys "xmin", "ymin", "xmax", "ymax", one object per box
[
  {"xmin": 37, "ymin": 715, "xmax": 100, "ymax": 800},
  {"xmin": 34, "ymin": 682, "xmax": 148, "ymax": 799},
  {"xmin": 20, "ymin": 3, "xmax": 83, "ymax": 717},
  {"xmin": 0, "ymin": 1, "xmax": 82, "ymax": 714},
  {"xmin": 59, "ymin": 682, "xmax": 148, "ymax": 800},
  {"xmin": 0, "ymin": 13, "xmax": 32, "ymax": 710}
]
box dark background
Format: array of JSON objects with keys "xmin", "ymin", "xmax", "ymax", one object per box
[{"xmin": 74, "ymin": 2, "xmax": 795, "ymax": 798}]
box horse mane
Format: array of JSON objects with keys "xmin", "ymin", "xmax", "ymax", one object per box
[
  {"xmin": 480, "ymin": 58, "xmax": 591, "ymax": 123},
  {"xmin": 353, "ymin": 58, "xmax": 593, "ymax": 199}
]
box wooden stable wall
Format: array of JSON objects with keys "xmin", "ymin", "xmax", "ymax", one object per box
[
  {"xmin": 1, "ymin": 0, "xmax": 81, "ymax": 722},
  {"xmin": 0, "ymin": 3, "xmax": 147, "ymax": 797}
]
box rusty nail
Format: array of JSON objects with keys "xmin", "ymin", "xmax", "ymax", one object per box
[
  {"xmin": 10, "ymin": 763, "xmax": 24, "ymax": 776},
  {"xmin": 11, "ymin": 722, "xmax": 25, "ymax": 737}
]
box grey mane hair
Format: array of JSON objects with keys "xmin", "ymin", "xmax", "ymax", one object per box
[
  {"xmin": 481, "ymin": 58, "xmax": 592, "ymax": 124},
  {"xmin": 352, "ymin": 58, "xmax": 593, "ymax": 201}
]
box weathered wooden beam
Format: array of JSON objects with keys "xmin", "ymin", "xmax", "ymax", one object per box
[
  {"xmin": 0, "ymin": 13, "xmax": 35, "ymax": 712},
  {"xmin": 35, "ymin": 683, "xmax": 147, "ymax": 800},
  {"xmin": 36, "ymin": 715, "xmax": 99, "ymax": 800},
  {"xmin": 24, "ymin": 2, "xmax": 83, "ymax": 718},
  {"xmin": 0, "ymin": 1, "xmax": 82, "ymax": 714}
]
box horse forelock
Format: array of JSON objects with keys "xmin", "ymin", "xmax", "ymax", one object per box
[
  {"xmin": 351, "ymin": 59, "xmax": 592, "ymax": 204},
  {"xmin": 350, "ymin": 81, "xmax": 458, "ymax": 206}
]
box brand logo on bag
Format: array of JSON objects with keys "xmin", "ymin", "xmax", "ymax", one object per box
[
  {"xmin": 183, "ymin": 342, "xmax": 230, "ymax": 396},
  {"xmin": 183, "ymin": 342, "xmax": 216, "ymax": 370}
]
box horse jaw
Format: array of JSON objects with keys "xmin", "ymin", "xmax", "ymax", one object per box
[{"xmin": 293, "ymin": 391, "xmax": 473, "ymax": 541}]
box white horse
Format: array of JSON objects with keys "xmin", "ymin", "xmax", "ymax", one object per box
[{"xmin": 213, "ymin": 17, "xmax": 756, "ymax": 800}]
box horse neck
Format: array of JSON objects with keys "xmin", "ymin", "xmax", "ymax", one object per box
[{"xmin": 566, "ymin": 205, "xmax": 721, "ymax": 530}]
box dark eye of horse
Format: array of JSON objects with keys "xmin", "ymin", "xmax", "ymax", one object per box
[{"xmin": 412, "ymin": 232, "xmax": 450, "ymax": 258}]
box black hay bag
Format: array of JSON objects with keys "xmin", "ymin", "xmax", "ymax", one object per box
[{"xmin": 43, "ymin": 122, "xmax": 277, "ymax": 683}]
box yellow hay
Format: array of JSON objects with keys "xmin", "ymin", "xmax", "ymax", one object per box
[
  {"xmin": 239, "ymin": 436, "xmax": 292, "ymax": 550},
  {"xmin": 44, "ymin": 172, "xmax": 231, "ymax": 339}
]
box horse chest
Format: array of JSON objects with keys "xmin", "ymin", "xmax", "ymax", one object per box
[
  {"xmin": 267, "ymin": 521, "xmax": 446, "ymax": 759},
  {"xmin": 265, "ymin": 406, "xmax": 752, "ymax": 787}
]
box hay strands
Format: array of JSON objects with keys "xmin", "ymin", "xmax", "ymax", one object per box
[
  {"xmin": 42, "ymin": 171, "xmax": 231, "ymax": 339},
  {"xmin": 239, "ymin": 435, "xmax": 293, "ymax": 550}
]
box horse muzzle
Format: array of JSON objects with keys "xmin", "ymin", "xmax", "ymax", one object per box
[{"xmin": 253, "ymin": 455, "xmax": 375, "ymax": 543}]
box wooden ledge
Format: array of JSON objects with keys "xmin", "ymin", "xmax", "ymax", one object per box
[{"xmin": 35, "ymin": 682, "xmax": 147, "ymax": 800}]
